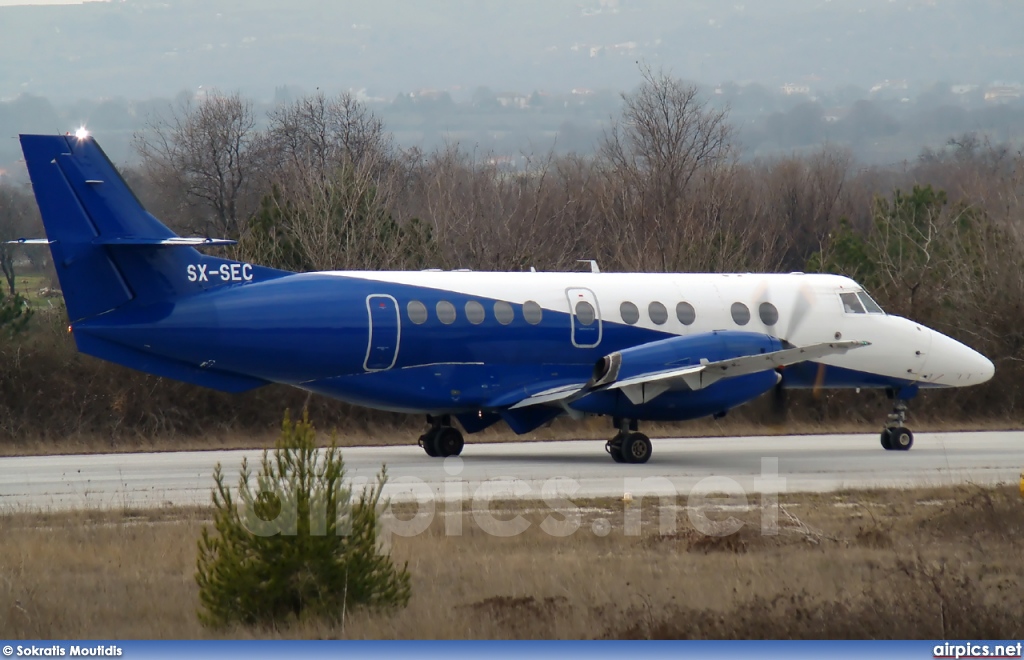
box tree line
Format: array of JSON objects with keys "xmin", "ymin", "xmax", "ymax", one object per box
[{"xmin": 1, "ymin": 68, "xmax": 1022, "ymax": 444}]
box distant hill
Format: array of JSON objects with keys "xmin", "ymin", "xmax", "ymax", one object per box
[
  {"xmin": 1, "ymin": 0, "xmax": 1022, "ymax": 101},
  {"xmin": 2, "ymin": 0, "xmax": 1023, "ymax": 172}
]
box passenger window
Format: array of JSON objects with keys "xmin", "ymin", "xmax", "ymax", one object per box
[
  {"xmin": 731, "ymin": 302, "xmax": 750, "ymax": 326},
  {"xmin": 436, "ymin": 300, "xmax": 457, "ymax": 324},
  {"xmin": 575, "ymin": 300, "xmax": 596, "ymax": 326},
  {"xmin": 465, "ymin": 300, "xmax": 485, "ymax": 325},
  {"xmin": 676, "ymin": 301, "xmax": 696, "ymax": 325},
  {"xmin": 648, "ymin": 301, "xmax": 668, "ymax": 325},
  {"xmin": 407, "ymin": 300, "xmax": 428, "ymax": 325},
  {"xmin": 620, "ymin": 301, "xmax": 639, "ymax": 325},
  {"xmin": 494, "ymin": 301, "xmax": 514, "ymax": 325},
  {"xmin": 759, "ymin": 302, "xmax": 779, "ymax": 326},
  {"xmin": 858, "ymin": 291, "xmax": 885, "ymax": 314},
  {"xmin": 523, "ymin": 300, "xmax": 543, "ymax": 325},
  {"xmin": 840, "ymin": 292, "xmax": 866, "ymax": 314}
]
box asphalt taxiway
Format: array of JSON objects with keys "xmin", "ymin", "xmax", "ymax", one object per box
[{"xmin": 0, "ymin": 432, "xmax": 1021, "ymax": 511}]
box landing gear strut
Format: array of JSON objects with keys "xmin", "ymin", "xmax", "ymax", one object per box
[
  {"xmin": 418, "ymin": 415, "xmax": 464, "ymax": 458},
  {"xmin": 605, "ymin": 417, "xmax": 652, "ymax": 464},
  {"xmin": 880, "ymin": 397, "xmax": 913, "ymax": 451}
]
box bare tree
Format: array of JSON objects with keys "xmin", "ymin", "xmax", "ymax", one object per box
[
  {"xmin": 134, "ymin": 91, "xmax": 266, "ymax": 238},
  {"xmin": 0, "ymin": 183, "xmax": 36, "ymax": 295},
  {"xmin": 402, "ymin": 144, "xmax": 599, "ymax": 272},
  {"xmin": 244, "ymin": 92, "xmax": 419, "ymax": 271},
  {"xmin": 250, "ymin": 153, "xmax": 424, "ymax": 272},
  {"xmin": 597, "ymin": 66, "xmax": 734, "ymax": 272},
  {"xmin": 752, "ymin": 147, "xmax": 853, "ymax": 270},
  {"xmin": 267, "ymin": 91, "xmax": 391, "ymax": 175}
]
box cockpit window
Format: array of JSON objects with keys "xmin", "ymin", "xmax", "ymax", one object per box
[
  {"xmin": 857, "ymin": 291, "xmax": 885, "ymax": 314},
  {"xmin": 840, "ymin": 292, "xmax": 866, "ymax": 314}
]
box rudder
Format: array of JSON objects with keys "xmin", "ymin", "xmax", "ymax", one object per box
[{"xmin": 20, "ymin": 134, "xmax": 138, "ymax": 322}]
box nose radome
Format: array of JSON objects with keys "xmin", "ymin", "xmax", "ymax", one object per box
[
  {"xmin": 975, "ymin": 351, "xmax": 995, "ymax": 384},
  {"xmin": 926, "ymin": 329, "xmax": 995, "ymax": 386},
  {"xmin": 957, "ymin": 337, "xmax": 994, "ymax": 384}
]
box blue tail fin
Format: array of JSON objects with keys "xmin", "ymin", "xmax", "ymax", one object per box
[{"xmin": 19, "ymin": 133, "xmax": 287, "ymax": 323}]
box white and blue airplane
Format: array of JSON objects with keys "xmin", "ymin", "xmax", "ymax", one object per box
[{"xmin": 12, "ymin": 133, "xmax": 995, "ymax": 463}]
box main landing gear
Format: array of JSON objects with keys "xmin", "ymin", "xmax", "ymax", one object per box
[
  {"xmin": 605, "ymin": 417, "xmax": 653, "ymax": 464},
  {"xmin": 418, "ymin": 415, "xmax": 465, "ymax": 458},
  {"xmin": 880, "ymin": 397, "xmax": 914, "ymax": 451}
]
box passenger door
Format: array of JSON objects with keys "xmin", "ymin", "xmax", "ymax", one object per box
[
  {"xmin": 364, "ymin": 294, "xmax": 400, "ymax": 371},
  {"xmin": 566, "ymin": 287, "xmax": 602, "ymax": 348}
]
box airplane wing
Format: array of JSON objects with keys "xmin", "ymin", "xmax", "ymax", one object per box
[
  {"xmin": 510, "ymin": 340, "xmax": 870, "ymax": 408},
  {"xmin": 609, "ymin": 339, "xmax": 868, "ymax": 404}
]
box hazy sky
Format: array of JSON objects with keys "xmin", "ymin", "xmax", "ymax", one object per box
[
  {"xmin": 0, "ymin": 0, "xmax": 97, "ymax": 5},
  {"xmin": 2, "ymin": 0, "xmax": 1022, "ymax": 104}
]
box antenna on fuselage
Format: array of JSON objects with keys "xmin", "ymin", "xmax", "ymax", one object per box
[{"xmin": 577, "ymin": 259, "xmax": 601, "ymax": 273}]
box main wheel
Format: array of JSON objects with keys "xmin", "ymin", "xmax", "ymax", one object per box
[
  {"xmin": 890, "ymin": 427, "xmax": 913, "ymax": 451},
  {"xmin": 880, "ymin": 428, "xmax": 893, "ymax": 450},
  {"xmin": 420, "ymin": 430, "xmax": 440, "ymax": 457},
  {"xmin": 620, "ymin": 432, "xmax": 653, "ymax": 464},
  {"xmin": 435, "ymin": 427, "xmax": 465, "ymax": 457},
  {"xmin": 606, "ymin": 437, "xmax": 625, "ymax": 463}
]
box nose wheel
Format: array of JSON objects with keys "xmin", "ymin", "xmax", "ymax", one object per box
[
  {"xmin": 880, "ymin": 399, "xmax": 913, "ymax": 451},
  {"xmin": 881, "ymin": 427, "xmax": 913, "ymax": 451}
]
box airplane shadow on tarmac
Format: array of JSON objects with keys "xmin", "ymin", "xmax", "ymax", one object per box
[{"xmin": 452, "ymin": 449, "xmax": 773, "ymax": 470}]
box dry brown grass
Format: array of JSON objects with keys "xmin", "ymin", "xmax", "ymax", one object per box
[{"xmin": 1, "ymin": 485, "xmax": 1022, "ymax": 639}]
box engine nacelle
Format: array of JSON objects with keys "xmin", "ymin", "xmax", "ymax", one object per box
[{"xmin": 591, "ymin": 330, "xmax": 784, "ymax": 387}]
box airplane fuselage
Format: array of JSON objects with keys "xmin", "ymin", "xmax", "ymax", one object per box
[{"xmin": 75, "ymin": 270, "xmax": 993, "ymax": 421}]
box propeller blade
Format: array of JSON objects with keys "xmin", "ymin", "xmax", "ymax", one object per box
[
  {"xmin": 752, "ymin": 279, "xmax": 780, "ymax": 338},
  {"xmin": 782, "ymin": 283, "xmax": 816, "ymax": 342},
  {"xmin": 772, "ymin": 380, "xmax": 787, "ymax": 420},
  {"xmin": 812, "ymin": 362, "xmax": 828, "ymax": 399},
  {"xmin": 761, "ymin": 366, "xmax": 786, "ymax": 426}
]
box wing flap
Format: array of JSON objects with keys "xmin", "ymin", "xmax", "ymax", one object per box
[{"xmin": 508, "ymin": 382, "xmax": 588, "ymax": 409}]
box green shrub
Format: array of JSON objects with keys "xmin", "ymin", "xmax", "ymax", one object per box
[
  {"xmin": 0, "ymin": 294, "xmax": 32, "ymax": 337},
  {"xmin": 195, "ymin": 410, "xmax": 411, "ymax": 628}
]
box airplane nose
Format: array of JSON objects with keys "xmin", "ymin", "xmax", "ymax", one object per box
[
  {"xmin": 975, "ymin": 351, "xmax": 995, "ymax": 384},
  {"xmin": 925, "ymin": 329, "xmax": 995, "ymax": 386}
]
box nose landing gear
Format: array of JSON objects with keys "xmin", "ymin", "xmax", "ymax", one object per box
[{"xmin": 880, "ymin": 398, "xmax": 913, "ymax": 451}]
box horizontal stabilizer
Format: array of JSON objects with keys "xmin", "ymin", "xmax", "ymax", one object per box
[
  {"xmin": 92, "ymin": 236, "xmax": 238, "ymax": 246},
  {"xmin": 6, "ymin": 237, "xmax": 236, "ymax": 246}
]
